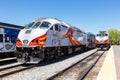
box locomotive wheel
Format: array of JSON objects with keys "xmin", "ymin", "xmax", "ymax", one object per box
[
  {"xmin": 54, "ymin": 47, "xmax": 62, "ymax": 59},
  {"xmin": 44, "ymin": 49, "xmax": 53, "ymax": 61},
  {"xmin": 68, "ymin": 47, "xmax": 72, "ymax": 54},
  {"xmin": 63, "ymin": 47, "xmax": 68, "ymax": 55}
]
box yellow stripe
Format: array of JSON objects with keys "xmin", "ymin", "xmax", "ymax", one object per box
[
  {"xmin": 39, "ymin": 37, "xmax": 46, "ymax": 40},
  {"xmin": 40, "ymin": 42, "xmax": 46, "ymax": 45}
]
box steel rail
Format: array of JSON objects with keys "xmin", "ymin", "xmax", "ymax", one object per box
[{"xmin": 47, "ymin": 50, "xmax": 98, "ymax": 80}]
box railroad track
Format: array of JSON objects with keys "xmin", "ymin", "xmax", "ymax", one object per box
[
  {"xmin": 0, "ymin": 63, "xmax": 35, "ymax": 78},
  {"xmin": 47, "ymin": 50, "xmax": 105, "ymax": 80},
  {"xmin": 0, "ymin": 57, "xmax": 17, "ymax": 66}
]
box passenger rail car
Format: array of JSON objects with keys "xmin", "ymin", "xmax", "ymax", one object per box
[
  {"xmin": 0, "ymin": 22, "xmax": 24, "ymax": 53},
  {"xmin": 86, "ymin": 32, "xmax": 96, "ymax": 49},
  {"xmin": 15, "ymin": 18, "xmax": 95, "ymax": 64},
  {"xmin": 95, "ymin": 31, "xmax": 110, "ymax": 50}
]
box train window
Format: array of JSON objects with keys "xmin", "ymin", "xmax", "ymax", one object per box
[
  {"xmin": 79, "ymin": 33, "xmax": 83, "ymax": 37},
  {"xmin": 32, "ymin": 22, "xmax": 41, "ymax": 28},
  {"xmin": 27, "ymin": 22, "xmax": 34, "ymax": 28},
  {"xmin": 5, "ymin": 35, "xmax": 10, "ymax": 42},
  {"xmin": 51, "ymin": 24, "xmax": 60, "ymax": 32},
  {"xmin": 0, "ymin": 34, "xmax": 3, "ymax": 42},
  {"xmin": 11, "ymin": 35, "xmax": 16, "ymax": 43},
  {"xmin": 50, "ymin": 26, "xmax": 53, "ymax": 30},
  {"xmin": 55, "ymin": 25, "xmax": 58, "ymax": 31},
  {"xmin": 105, "ymin": 34, "xmax": 108, "ymax": 36},
  {"xmin": 55, "ymin": 24, "xmax": 60, "ymax": 32},
  {"xmin": 62, "ymin": 25, "xmax": 67, "ymax": 28},
  {"xmin": 40, "ymin": 22, "xmax": 51, "ymax": 28},
  {"xmin": 96, "ymin": 34, "xmax": 100, "ymax": 36}
]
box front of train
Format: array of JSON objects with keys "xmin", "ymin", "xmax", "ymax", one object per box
[
  {"xmin": 95, "ymin": 33, "xmax": 110, "ymax": 49},
  {"xmin": 15, "ymin": 21, "xmax": 51, "ymax": 63}
]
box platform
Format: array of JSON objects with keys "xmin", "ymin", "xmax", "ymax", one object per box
[{"xmin": 97, "ymin": 45, "xmax": 120, "ymax": 80}]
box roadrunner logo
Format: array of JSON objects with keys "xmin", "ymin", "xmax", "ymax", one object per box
[
  {"xmin": 5, "ymin": 44, "xmax": 14, "ymax": 50},
  {"xmin": 62, "ymin": 28, "xmax": 81, "ymax": 46}
]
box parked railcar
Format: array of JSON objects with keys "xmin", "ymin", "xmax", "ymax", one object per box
[
  {"xmin": 15, "ymin": 18, "xmax": 89, "ymax": 64},
  {"xmin": 95, "ymin": 31, "xmax": 110, "ymax": 50},
  {"xmin": 86, "ymin": 32, "xmax": 96, "ymax": 49},
  {"xmin": 0, "ymin": 22, "xmax": 24, "ymax": 53}
]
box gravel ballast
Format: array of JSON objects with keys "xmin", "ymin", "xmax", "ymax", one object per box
[{"xmin": 1, "ymin": 49, "xmax": 97, "ymax": 80}]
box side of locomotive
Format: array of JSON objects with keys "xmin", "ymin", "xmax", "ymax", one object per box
[
  {"xmin": 95, "ymin": 31, "xmax": 110, "ymax": 50},
  {"xmin": 15, "ymin": 18, "xmax": 88, "ymax": 63}
]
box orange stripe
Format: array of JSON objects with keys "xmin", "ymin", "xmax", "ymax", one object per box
[
  {"xmin": 95, "ymin": 40, "xmax": 100, "ymax": 44},
  {"xmin": 29, "ymin": 33, "xmax": 47, "ymax": 46},
  {"xmin": 104, "ymin": 39, "xmax": 109, "ymax": 44},
  {"xmin": 70, "ymin": 37, "xmax": 81, "ymax": 46},
  {"xmin": 39, "ymin": 37, "xmax": 46, "ymax": 40}
]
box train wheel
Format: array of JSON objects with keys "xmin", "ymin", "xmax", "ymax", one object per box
[
  {"xmin": 62, "ymin": 47, "xmax": 68, "ymax": 55},
  {"xmin": 68, "ymin": 47, "xmax": 72, "ymax": 54},
  {"xmin": 54, "ymin": 47, "xmax": 62, "ymax": 59},
  {"xmin": 44, "ymin": 49, "xmax": 53, "ymax": 61}
]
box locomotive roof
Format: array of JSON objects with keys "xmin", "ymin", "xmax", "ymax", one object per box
[
  {"xmin": 98, "ymin": 31, "xmax": 108, "ymax": 34},
  {"xmin": 33, "ymin": 18, "xmax": 70, "ymax": 27},
  {"xmin": 0, "ymin": 22, "xmax": 24, "ymax": 30},
  {"xmin": 71, "ymin": 27, "xmax": 86, "ymax": 33}
]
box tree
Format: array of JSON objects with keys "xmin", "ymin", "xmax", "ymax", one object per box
[
  {"xmin": 24, "ymin": 24, "xmax": 28, "ymax": 28},
  {"xmin": 108, "ymin": 28, "xmax": 120, "ymax": 44}
]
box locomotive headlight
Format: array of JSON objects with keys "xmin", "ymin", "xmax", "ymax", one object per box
[
  {"xmin": 100, "ymin": 40, "xmax": 103, "ymax": 43},
  {"xmin": 23, "ymin": 40, "xmax": 29, "ymax": 44},
  {"xmin": 29, "ymin": 39, "xmax": 41, "ymax": 46}
]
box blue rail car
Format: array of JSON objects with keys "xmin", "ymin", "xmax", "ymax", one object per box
[{"xmin": 0, "ymin": 22, "xmax": 24, "ymax": 53}]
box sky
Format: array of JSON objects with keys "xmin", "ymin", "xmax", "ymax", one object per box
[{"xmin": 0, "ymin": 0, "xmax": 120, "ymax": 34}]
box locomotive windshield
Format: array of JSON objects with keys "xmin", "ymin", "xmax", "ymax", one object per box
[
  {"xmin": 96, "ymin": 33, "xmax": 108, "ymax": 37},
  {"xmin": 27, "ymin": 22, "xmax": 34, "ymax": 28},
  {"xmin": 32, "ymin": 22, "xmax": 41, "ymax": 28},
  {"xmin": 39, "ymin": 22, "xmax": 51, "ymax": 28},
  {"xmin": 27, "ymin": 22, "xmax": 51, "ymax": 29}
]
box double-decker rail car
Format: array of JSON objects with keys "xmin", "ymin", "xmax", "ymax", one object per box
[
  {"xmin": 0, "ymin": 22, "xmax": 24, "ymax": 53},
  {"xmin": 95, "ymin": 31, "xmax": 110, "ymax": 50},
  {"xmin": 15, "ymin": 18, "xmax": 89, "ymax": 64}
]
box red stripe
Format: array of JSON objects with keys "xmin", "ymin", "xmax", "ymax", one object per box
[
  {"xmin": 40, "ymin": 40, "xmax": 46, "ymax": 42},
  {"xmin": 36, "ymin": 33, "xmax": 47, "ymax": 40}
]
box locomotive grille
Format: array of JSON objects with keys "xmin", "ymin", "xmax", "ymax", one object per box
[{"xmin": 23, "ymin": 40, "xmax": 29, "ymax": 44}]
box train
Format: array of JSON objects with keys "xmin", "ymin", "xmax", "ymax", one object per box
[
  {"xmin": 95, "ymin": 31, "xmax": 110, "ymax": 50},
  {"xmin": 15, "ymin": 18, "xmax": 96, "ymax": 64},
  {"xmin": 0, "ymin": 22, "xmax": 24, "ymax": 54}
]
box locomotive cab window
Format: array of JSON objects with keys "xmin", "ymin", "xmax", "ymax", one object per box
[
  {"xmin": 55, "ymin": 25, "xmax": 59, "ymax": 31},
  {"xmin": 105, "ymin": 34, "xmax": 108, "ymax": 36},
  {"xmin": 52, "ymin": 24, "xmax": 60, "ymax": 32},
  {"xmin": 0, "ymin": 34, "xmax": 3, "ymax": 42},
  {"xmin": 11, "ymin": 35, "xmax": 16, "ymax": 43},
  {"xmin": 5, "ymin": 35, "xmax": 10, "ymax": 42},
  {"xmin": 96, "ymin": 34, "xmax": 100, "ymax": 36}
]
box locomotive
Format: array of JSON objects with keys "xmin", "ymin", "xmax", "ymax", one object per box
[
  {"xmin": 95, "ymin": 31, "xmax": 110, "ymax": 50},
  {"xmin": 15, "ymin": 18, "xmax": 95, "ymax": 63}
]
